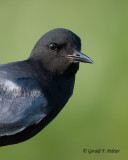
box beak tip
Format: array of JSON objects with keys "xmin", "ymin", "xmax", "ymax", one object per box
[
  {"xmin": 75, "ymin": 51, "xmax": 94, "ymax": 64},
  {"xmin": 67, "ymin": 51, "xmax": 94, "ymax": 64}
]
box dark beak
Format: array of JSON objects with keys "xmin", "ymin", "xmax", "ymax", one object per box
[{"xmin": 67, "ymin": 51, "xmax": 94, "ymax": 64}]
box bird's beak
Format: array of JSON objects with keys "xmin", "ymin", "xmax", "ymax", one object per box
[{"xmin": 67, "ymin": 51, "xmax": 94, "ymax": 64}]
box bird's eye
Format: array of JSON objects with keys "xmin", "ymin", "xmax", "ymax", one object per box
[{"xmin": 49, "ymin": 43, "xmax": 58, "ymax": 51}]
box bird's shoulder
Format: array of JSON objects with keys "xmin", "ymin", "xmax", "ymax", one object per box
[{"xmin": 0, "ymin": 60, "xmax": 35, "ymax": 79}]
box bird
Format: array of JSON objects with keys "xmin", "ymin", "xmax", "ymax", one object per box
[{"xmin": 0, "ymin": 28, "xmax": 93, "ymax": 146}]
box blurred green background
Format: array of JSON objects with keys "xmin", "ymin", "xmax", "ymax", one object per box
[{"xmin": 0, "ymin": 0, "xmax": 128, "ymax": 160}]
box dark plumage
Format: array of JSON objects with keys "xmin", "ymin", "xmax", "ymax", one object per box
[{"xmin": 0, "ymin": 28, "xmax": 93, "ymax": 146}]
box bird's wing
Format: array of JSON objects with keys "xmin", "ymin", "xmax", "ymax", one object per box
[{"xmin": 0, "ymin": 71, "xmax": 48, "ymax": 136}]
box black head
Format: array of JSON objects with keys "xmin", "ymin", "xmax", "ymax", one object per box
[{"xmin": 29, "ymin": 28, "xmax": 93, "ymax": 76}]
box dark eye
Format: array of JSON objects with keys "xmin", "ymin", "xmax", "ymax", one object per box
[{"xmin": 49, "ymin": 43, "xmax": 58, "ymax": 51}]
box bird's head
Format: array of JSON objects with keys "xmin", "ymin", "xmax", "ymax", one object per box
[{"xmin": 29, "ymin": 28, "xmax": 93, "ymax": 76}]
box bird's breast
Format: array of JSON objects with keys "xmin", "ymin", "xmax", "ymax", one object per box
[{"xmin": 44, "ymin": 75, "xmax": 75, "ymax": 110}]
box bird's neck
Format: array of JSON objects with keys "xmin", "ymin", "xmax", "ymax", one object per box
[
  {"xmin": 28, "ymin": 59, "xmax": 76, "ymax": 109},
  {"xmin": 39, "ymin": 73, "xmax": 75, "ymax": 111}
]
